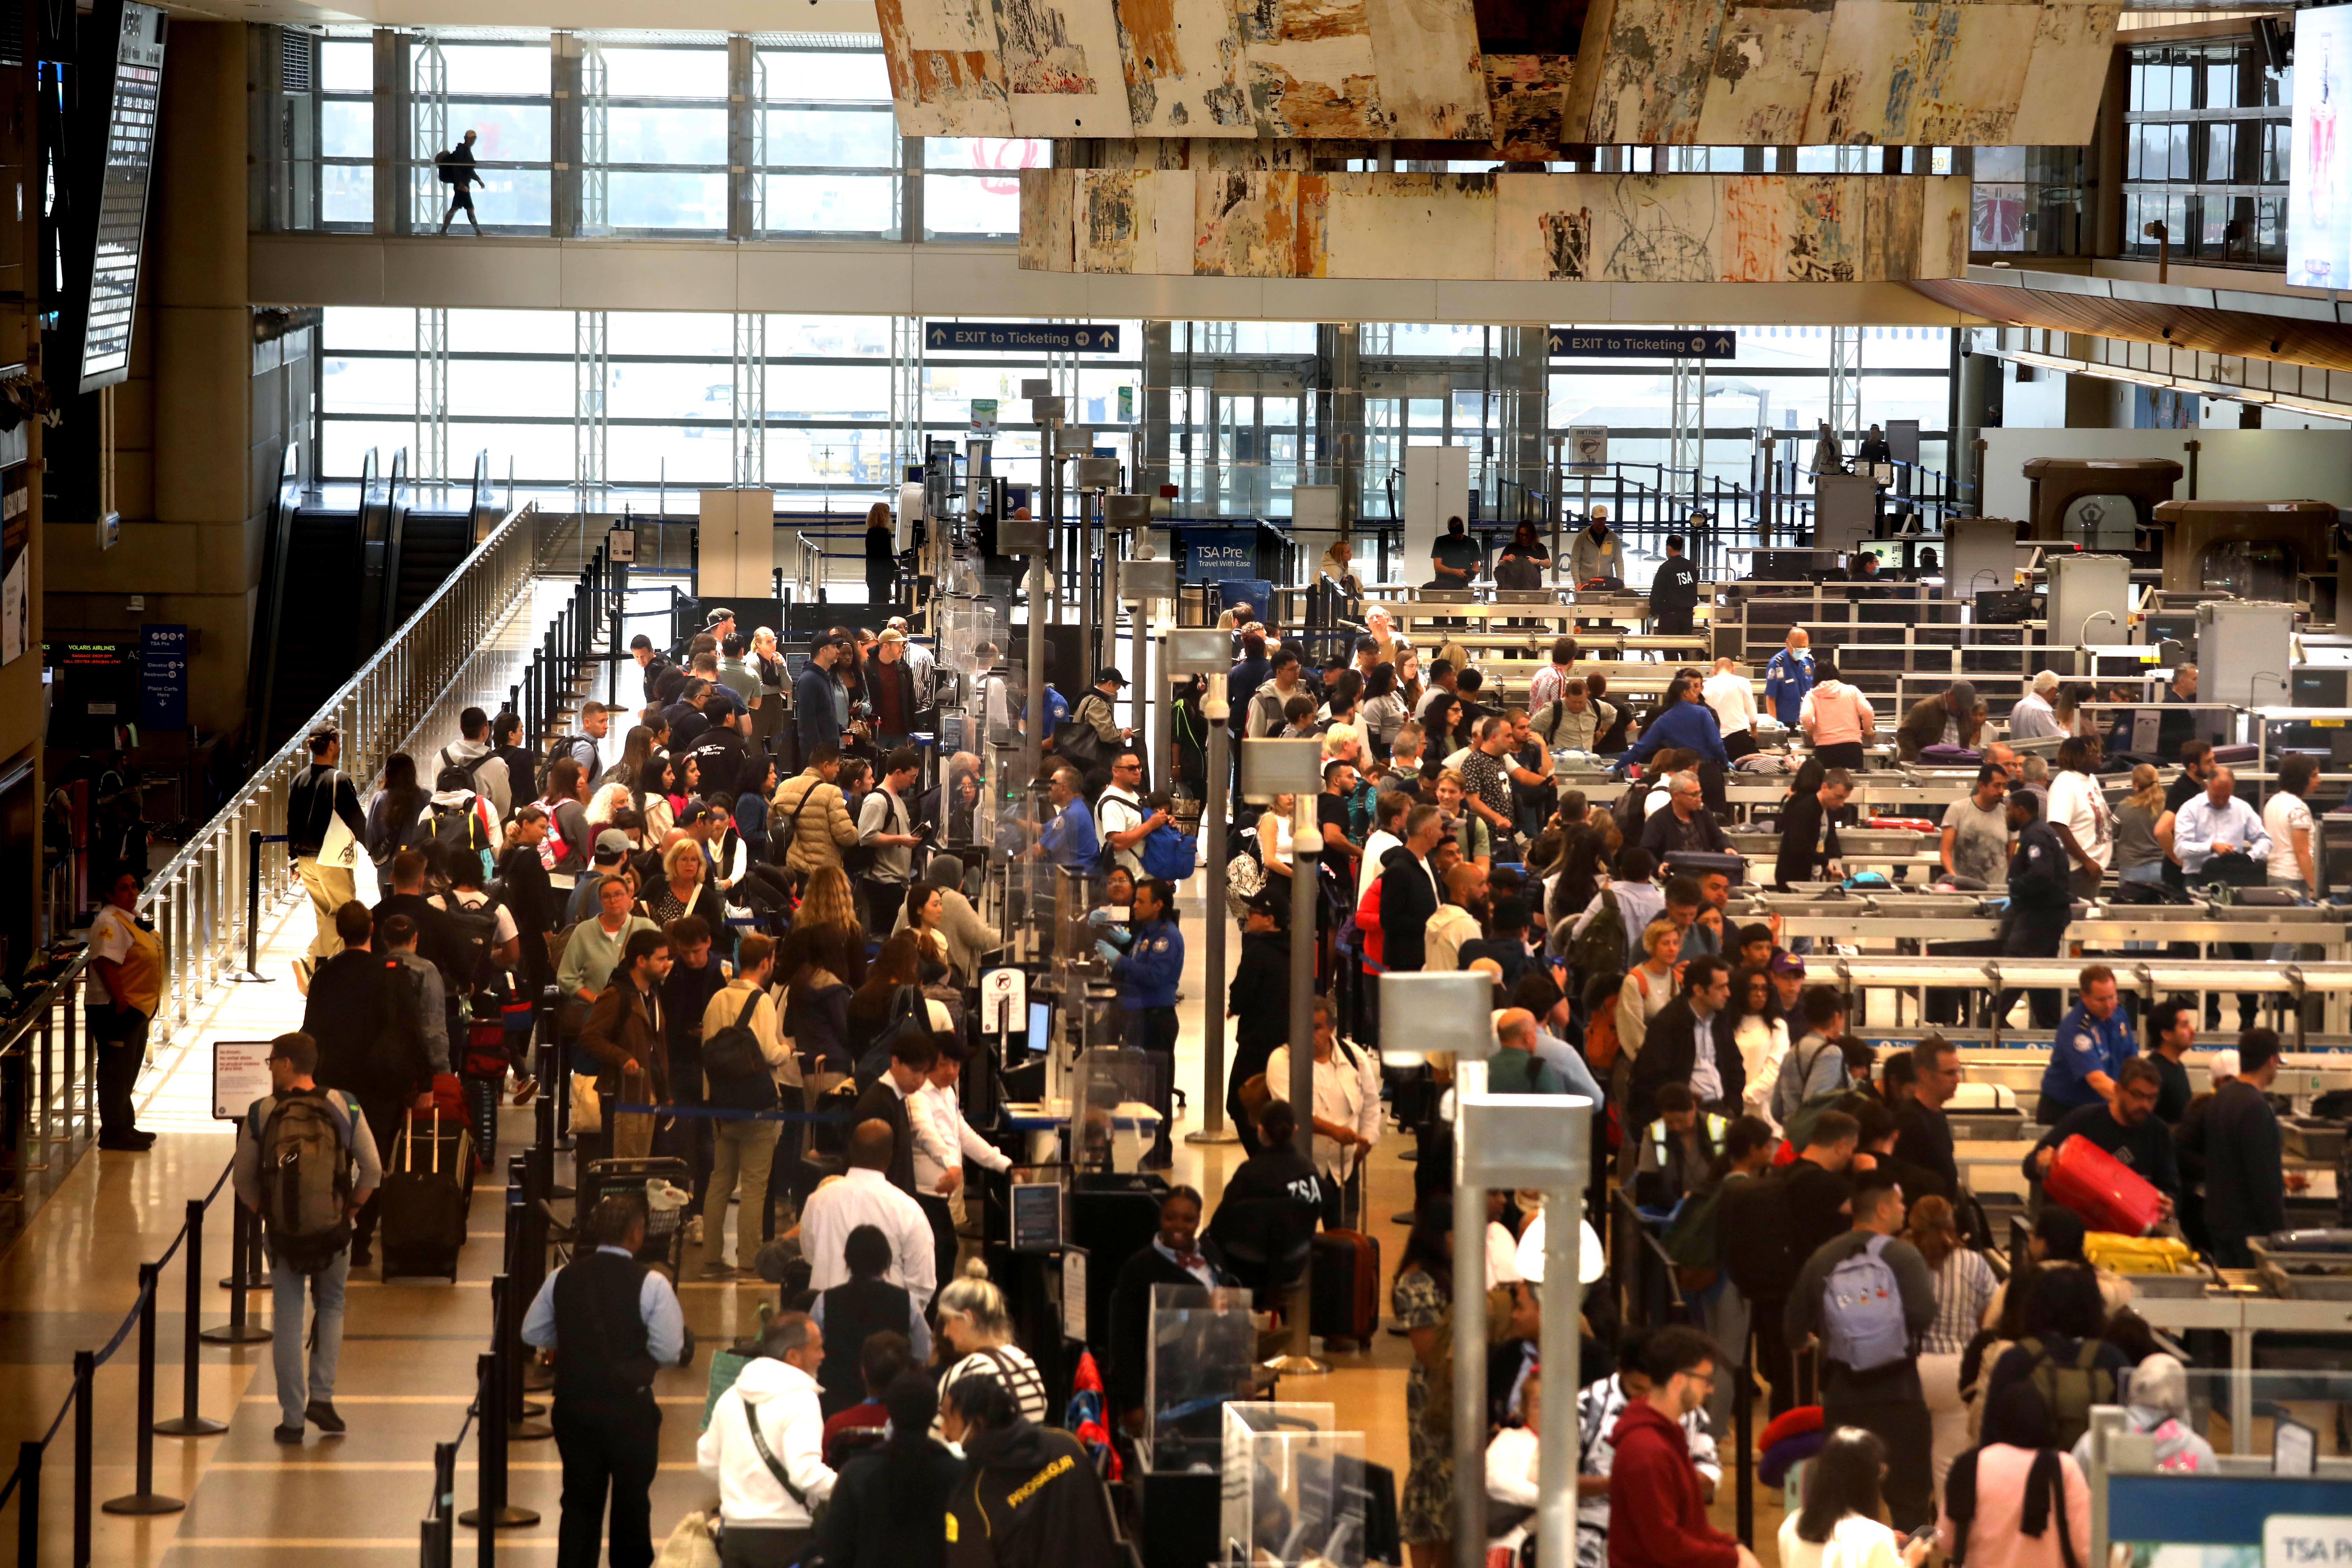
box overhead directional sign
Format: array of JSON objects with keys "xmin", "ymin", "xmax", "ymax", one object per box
[
  {"xmin": 1548, "ymin": 328, "xmax": 1737, "ymax": 359},
  {"xmin": 926, "ymin": 321, "xmax": 1123, "ymax": 354}
]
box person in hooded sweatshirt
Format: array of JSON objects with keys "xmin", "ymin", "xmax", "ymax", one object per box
[
  {"xmin": 819, "ymin": 1370, "xmax": 965, "ymax": 1568},
  {"xmin": 1226, "ymin": 892, "xmax": 1291, "ymax": 1157},
  {"xmin": 941, "ymin": 1373, "xmax": 1121, "ymax": 1568},
  {"xmin": 698, "ymin": 1312, "xmax": 836, "ymax": 1565}
]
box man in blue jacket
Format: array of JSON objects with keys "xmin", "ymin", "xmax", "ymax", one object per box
[
  {"xmin": 1102, "ymin": 877, "xmax": 1184, "ymax": 1168},
  {"xmin": 1764, "ymin": 628, "xmax": 1813, "ymax": 727},
  {"xmin": 1616, "ymin": 676, "xmax": 1730, "ymax": 772},
  {"xmin": 1031, "ymin": 765, "xmax": 1098, "ymax": 869},
  {"xmin": 793, "ymin": 632, "xmax": 852, "ymax": 765},
  {"xmin": 2036, "ymin": 963, "xmax": 2136, "ymax": 1125}
]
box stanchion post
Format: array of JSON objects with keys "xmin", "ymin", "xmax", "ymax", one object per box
[
  {"xmin": 204, "ymin": 1199, "xmax": 271, "ymax": 1343},
  {"xmin": 431, "ymin": 1438, "xmax": 459, "ymax": 1568},
  {"xmin": 1735, "ymin": 1344, "xmax": 1755, "ymax": 1545},
  {"xmin": 458, "ymin": 1288, "xmax": 540, "ymax": 1531},
  {"xmin": 102, "ymin": 1263, "xmax": 185, "ymax": 1514},
  {"xmin": 72, "ymin": 1351, "xmax": 92, "ymax": 1568},
  {"xmin": 17, "ymin": 1439, "xmax": 42, "ymax": 1564},
  {"xmin": 245, "ymin": 830, "xmax": 261, "ymax": 976},
  {"xmin": 502, "ymin": 1179, "xmax": 550, "ymax": 1437},
  {"xmin": 156, "ymin": 1199, "xmax": 229, "ymax": 1434}
]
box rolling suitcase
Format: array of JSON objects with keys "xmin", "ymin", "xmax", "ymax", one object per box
[
  {"xmin": 1309, "ymin": 1227, "xmax": 1381, "ymax": 1343},
  {"xmin": 380, "ymin": 1107, "xmax": 474, "ymax": 1282},
  {"xmin": 2043, "ymin": 1134, "xmax": 2164, "ymax": 1237}
]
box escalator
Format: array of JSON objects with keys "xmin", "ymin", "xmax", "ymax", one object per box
[{"xmin": 248, "ymin": 450, "xmax": 499, "ymax": 761}]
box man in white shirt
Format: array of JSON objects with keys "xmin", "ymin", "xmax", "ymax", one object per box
[
  {"xmin": 2044, "ymin": 740, "xmax": 2115, "ymax": 899},
  {"xmin": 1262, "ymin": 996, "xmax": 1382, "ymax": 1227},
  {"xmin": 2009, "ymin": 671, "xmax": 2064, "ymax": 741},
  {"xmin": 2170, "ymin": 765, "xmax": 2270, "ymax": 876},
  {"xmin": 910, "ymin": 1032, "xmax": 1011, "ymax": 1289},
  {"xmin": 798, "ymin": 1121, "xmax": 939, "ymax": 1310},
  {"xmin": 1095, "ymin": 751, "xmax": 1168, "ymax": 880},
  {"xmin": 1358, "ymin": 790, "xmax": 1411, "ymax": 902},
  {"xmin": 1701, "ymin": 657, "xmax": 1758, "ymax": 761}
]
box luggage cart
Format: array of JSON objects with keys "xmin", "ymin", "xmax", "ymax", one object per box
[{"xmin": 578, "ymin": 1156, "xmax": 693, "ymax": 1276}]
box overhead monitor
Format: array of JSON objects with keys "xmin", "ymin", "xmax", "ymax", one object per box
[{"xmin": 71, "ymin": 1, "xmax": 168, "ymax": 394}]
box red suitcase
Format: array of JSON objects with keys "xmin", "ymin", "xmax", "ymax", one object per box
[
  {"xmin": 2044, "ymin": 1134, "xmax": 2164, "ymax": 1236},
  {"xmin": 1310, "ymin": 1228, "xmax": 1381, "ymax": 1343}
]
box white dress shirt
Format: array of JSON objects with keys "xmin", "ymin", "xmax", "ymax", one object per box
[
  {"xmin": 2008, "ymin": 692, "xmax": 2062, "ymax": 740},
  {"xmin": 799, "ymin": 1167, "xmax": 938, "ymax": 1309},
  {"xmin": 2170, "ymin": 792, "xmax": 2270, "ymax": 875},
  {"xmin": 1264, "ymin": 1042, "xmax": 1382, "ymax": 1180},
  {"xmin": 1702, "ymin": 670, "xmax": 1756, "ymax": 738},
  {"xmin": 910, "ymin": 1079, "xmax": 1011, "ymax": 1194}
]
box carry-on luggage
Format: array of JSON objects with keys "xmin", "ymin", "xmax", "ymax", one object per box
[
  {"xmin": 1661, "ymin": 849, "xmax": 1745, "ymax": 886},
  {"xmin": 2043, "ymin": 1133, "xmax": 2164, "ymax": 1236},
  {"xmin": 579, "ymin": 1155, "xmax": 693, "ymax": 1273},
  {"xmin": 380, "ymin": 1107, "xmax": 474, "ymax": 1282},
  {"xmin": 1309, "ymin": 1227, "xmax": 1381, "ymax": 1343}
]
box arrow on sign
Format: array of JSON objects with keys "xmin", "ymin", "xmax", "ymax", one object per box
[
  {"xmin": 1712, "ymin": 334, "xmax": 1734, "ymax": 354},
  {"xmin": 1547, "ymin": 330, "xmax": 1567, "ymax": 354},
  {"xmin": 930, "ymin": 328, "xmax": 947, "ymax": 347}
]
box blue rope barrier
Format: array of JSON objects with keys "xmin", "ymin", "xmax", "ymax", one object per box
[{"xmin": 608, "ymin": 1101, "xmax": 854, "ymax": 1125}]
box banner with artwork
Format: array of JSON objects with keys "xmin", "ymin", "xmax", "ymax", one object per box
[{"xmin": 2290, "ymin": 6, "xmax": 2350, "ymax": 288}]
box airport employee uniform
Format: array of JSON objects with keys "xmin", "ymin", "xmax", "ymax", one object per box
[
  {"xmin": 2035, "ymin": 1004, "xmax": 2137, "ymax": 1125},
  {"xmin": 523, "ymin": 1243, "xmax": 688, "ymax": 1568},
  {"xmin": 1106, "ymin": 910, "xmax": 1183, "ymax": 1167}
]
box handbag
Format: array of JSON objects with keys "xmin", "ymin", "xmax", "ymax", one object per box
[
  {"xmin": 570, "ymin": 1070, "xmax": 603, "ymax": 1134},
  {"xmin": 317, "ymin": 779, "xmax": 360, "ymax": 872},
  {"xmin": 655, "ymin": 1511, "xmax": 721, "ymax": 1568}
]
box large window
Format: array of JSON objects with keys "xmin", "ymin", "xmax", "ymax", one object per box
[
  {"xmin": 756, "ymin": 44, "xmax": 899, "ymax": 238},
  {"xmin": 1969, "ymin": 147, "xmax": 2087, "ymax": 257},
  {"xmin": 588, "ymin": 41, "xmax": 730, "ymax": 233},
  {"xmin": 318, "ymin": 36, "xmax": 374, "ymax": 228},
  {"xmin": 418, "ymin": 38, "xmax": 554, "ymax": 233},
  {"xmin": 2122, "ymin": 40, "xmax": 2289, "ymax": 268},
  {"xmin": 923, "ymin": 137, "xmax": 1046, "ymax": 240}
]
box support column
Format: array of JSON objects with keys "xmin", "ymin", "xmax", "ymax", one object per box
[
  {"xmin": 727, "ymin": 37, "xmax": 756, "ymax": 241},
  {"xmin": 550, "ymin": 34, "xmax": 582, "ymax": 238},
  {"xmin": 1139, "ymin": 321, "xmax": 1173, "ymax": 497},
  {"xmin": 372, "ymin": 29, "xmax": 405, "ymax": 234},
  {"xmin": 1497, "ymin": 327, "xmax": 1546, "ymax": 526},
  {"xmin": 1314, "ymin": 323, "xmax": 1362, "ymax": 530}
]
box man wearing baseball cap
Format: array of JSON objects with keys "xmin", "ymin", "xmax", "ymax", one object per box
[
  {"xmin": 1768, "ymin": 952, "xmax": 1806, "ymax": 1016},
  {"xmin": 1071, "ymin": 666, "xmax": 1135, "ymax": 773},
  {"xmin": 565, "ymin": 829, "xmax": 637, "ymax": 925}
]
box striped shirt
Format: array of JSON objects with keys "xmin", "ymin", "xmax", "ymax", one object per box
[{"xmin": 1922, "ymin": 1246, "xmax": 1999, "ymax": 1356}]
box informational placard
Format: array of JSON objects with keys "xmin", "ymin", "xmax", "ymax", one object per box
[
  {"xmin": 139, "ymin": 622, "xmax": 187, "ymax": 730},
  {"xmin": 1182, "ymin": 530, "xmax": 1258, "ymax": 582},
  {"xmin": 213, "ymin": 1039, "xmax": 273, "ymax": 1121},
  {"xmin": 1060, "ymin": 1247, "xmax": 1087, "ymax": 1343},
  {"xmin": 1010, "ymin": 1179, "xmax": 1063, "ymax": 1252},
  {"xmin": 2290, "ymin": 6, "xmax": 2352, "ymax": 289},
  {"xmin": 1567, "ymin": 425, "xmax": 1609, "ymax": 468},
  {"xmin": 1548, "ymin": 328, "xmax": 1735, "ymax": 359},
  {"xmin": 970, "ymin": 398, "xmax": 998, "ymax": 431},
  {"xmin": 980, "ymin": 967, "xmax": 1027, "ymax": 1035},
  {"xmin": 924, "ymin": 321, "xmax": 1121, "ymax": 354},
  {"xmin": 606, "ymin": 524, "xmax": 636, "ymax": 563}
]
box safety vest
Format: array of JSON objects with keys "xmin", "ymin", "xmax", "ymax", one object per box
[{"xmin": 1649, "ymin": 1113, "xmax": 1728, "ymax": 1170}]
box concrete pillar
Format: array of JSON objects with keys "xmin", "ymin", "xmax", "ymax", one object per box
[
  {"xmin": 42, "ymin": 20, "xmax": 294, "ymax": 736},
  {"xmin": 1139, "ymin": 320, "xmax": 1173, "ymax": 497},
  {"xmin": 1314, "ymin": 322, "xmax": 1362, "ymax": 528}
]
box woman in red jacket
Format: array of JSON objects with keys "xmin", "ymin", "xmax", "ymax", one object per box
[{"xmin": 1608, "ymin": 1327, "xmax": 1761, "ymax": 1568}]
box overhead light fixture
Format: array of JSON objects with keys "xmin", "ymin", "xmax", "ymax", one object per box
[{"xmin": 2266, "ymin": 394, "xmax": 2352, "ymax": 422}]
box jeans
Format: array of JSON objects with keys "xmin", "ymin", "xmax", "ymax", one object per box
[
  {"xmin": 270, "ymin": 1243, "xmax": 349, "ymax": 1429},
  {"xmin": 2270, "ymin": 878, "xmax": 2313, "ymax": 964},
  {"xmin": 85, "ymin": 1006, "xmax": 148, "ymax": 1139},
  {"xmin": 703, "ymin": 1116, "xmax": 778, "ymax": 1270}
]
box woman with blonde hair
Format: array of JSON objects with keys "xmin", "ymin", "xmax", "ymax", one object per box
[
  {"xmin": 930, "ymin": 1264, "xmax": 1049, "ymax": 1432},
  {"xmin": 2114, "ymin": 763, "xmax": 2169, "ymax": 891},
  {"xmin": 1906, "ymin": 1194, "xmax": 1998, "ymax": 1495},
  {"xmin": 794, "ymin": 867, "xmax": 867, "ymax": 985},
  {"xmin": 587, "ymin": 724, "xmax": 660, "ymax": 827},
  {"xmin": 643, "ymin": 836, "xmax": 708, "ymax": 925}
]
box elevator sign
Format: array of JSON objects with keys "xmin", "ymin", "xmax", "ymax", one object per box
[
  {"xmin": 1548, "ymin": 329, "xmax": 1736, "ymax": 359},
  {"xmin": 926, "ymin": 322, "xmax": 1122, "ymax": 354}
]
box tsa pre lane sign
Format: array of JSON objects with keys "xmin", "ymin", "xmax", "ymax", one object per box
[{"xmin": 926, "ymin": 322, "xmax": 1123, "ymax": 354}]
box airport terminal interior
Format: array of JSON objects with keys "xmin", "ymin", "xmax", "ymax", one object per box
[{"xmin": 6, "ymin": 0, "xmax": 2352, "ymax": 1563}]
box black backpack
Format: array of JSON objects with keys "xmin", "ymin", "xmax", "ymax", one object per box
[
  {"xmin": 704, "ymin": 990, "xmax": 779, "ymax": 1111},
  {"xmin": 439, "ymin": 891, "xmax": 503, "ymax": 995},
  {"xmin": 1719, "ymin": 1162, "xmax": 1801, "ymax": 1302}
]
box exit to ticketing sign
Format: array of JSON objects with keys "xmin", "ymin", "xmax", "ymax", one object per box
[{"xmin": 1549, "ymin": 329, "xmax": 1737, "ymax": 359}]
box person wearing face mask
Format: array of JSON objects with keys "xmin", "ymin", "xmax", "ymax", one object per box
[{"xmin": 939, "ymin": 1376, "xmax": 1123, "ymax": 1564}]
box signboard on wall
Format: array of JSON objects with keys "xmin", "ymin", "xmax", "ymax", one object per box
[
  {"xmin": 1182, "ymin": 530, "xmax": 1256, "ymax": 581},
  {"xmin": 0, "ymin": 470, "xmax": 26, "ymax": 665},
  {"xmin": 139, "ymin": 623, "xmax": 187, "ymax": 729},
  {"xmin": 2290, "ymin": 6, "xmax": 2352, "ymax": 288}
]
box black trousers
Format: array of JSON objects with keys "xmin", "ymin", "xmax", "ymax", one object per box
[
  {"xmin": 351, "ymin": 1089, "xmax": 407, "ymax": 1258},
  {"xmin": 1723, "ymin": 729, "xmax": 1759, "ymax": 762},
  {"xmin": 1814, "ymin": 741, "xmax": 1867, "ymax": 770},
  {"xmin": 720, "ymin": 1525, "xmax": 812, "ymax": 1566},
  {"xmin": 555, "ymin": 1395, "xmax": 662, "ymax": 1568},
  {"xmin": 1823, "ymin": 1396, "xmax": 1933, "ymax": 1532},
  {"xmin": 1128, "ymin": 1005, "xmax": 1179, "ymax": 1161},
  {"xmin": 1993, "ymin": 910, "xmax": 2070, "ymax": 1029},
  {"xmin": 867, "ymin": 561, "xmax": 896, "ymax": 615},
  {"xmin": 85, "ymin": 1005, "xmax": 147, "ymax": 1138},
  {"xmin": 917, "ymin": 1190, "xmax": 957, "ymax": 1294}
]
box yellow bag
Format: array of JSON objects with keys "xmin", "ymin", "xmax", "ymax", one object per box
[{"xmin": 2083, "ymin": 1233, "xmax": 2195, "ymax": 1275}]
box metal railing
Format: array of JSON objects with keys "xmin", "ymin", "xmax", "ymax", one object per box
[{"xmin": 2, "ymin": 501, "xmax": 544, "ymax": 1214}]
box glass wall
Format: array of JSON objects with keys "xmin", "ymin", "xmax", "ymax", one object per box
[
  {"xmin": 2121, "ymin": 38, "xmax": 2289, "ymax": 267},
  {"xmin": 421, "ymin": 37, "xmax": 553, "ymax": 233},
  {"xmin": 757, "ymin": 44, "xmax": 899, "ymax": 237},
  {"xmin": 1969, "ymin": 147, "xmax": 2088, "ymax": 257}
]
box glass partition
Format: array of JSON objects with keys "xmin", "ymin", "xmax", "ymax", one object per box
[
  {"xmin": 1145, "ymin": 1285, "xmax": 1257, "ymax": 1472},
  {"xmin": 1219, "ymin": 1402, "xmax": 1367, "ymax": 1568}
]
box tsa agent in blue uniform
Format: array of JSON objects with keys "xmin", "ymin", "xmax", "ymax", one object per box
[
  {"xmin": 1102, "ymin": 876, "xmax": 1184, "ymax": 1170},
  {"xmin": 2036, "ymin": 963, "xmax": 2136, "ymax": 1125}
]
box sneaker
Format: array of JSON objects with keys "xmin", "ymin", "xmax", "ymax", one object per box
[
  {"xmin": 685, "ymin": 1217, "xmax": 704, "ymax": 1245},
  {"xmin": 98, "ymin": 1133, "xmax": 152, "ymax": 1152},
  {"xmin": 511, "ymin": 1076, "xmax": 539, "ymax": 1107},
  {"xmin": 273, "ymin": 1424, "xmax": 305, "ymax": 1445},
  {"xmin": 305, "ymin": 1400, "xmax": 346, "ymax": 1434}
]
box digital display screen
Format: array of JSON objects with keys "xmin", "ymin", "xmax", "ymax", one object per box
[
  {"xmin": 2290, "ymin": 7, "xmax": 2352, "ymax": 288},
  {"xmin": 77, "ymin": 2, "xmax": 167, "ymax": 393},
  {"xmin": 1027, "ymin": 1000, "xmax": 1052, "ymax": 1056},
  {"xmin": 1011, "ymin": 1181, "xmax": 1062, "ymax": 1252}
]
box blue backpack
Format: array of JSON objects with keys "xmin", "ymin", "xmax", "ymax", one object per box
[
  {"xmin": 1821, "ymin": 1233, "xmax": 1911, "ymax": 1372},
  {"xmin": 1140, "ymin": 822, "xmax": 1198, "ymax": 881}
]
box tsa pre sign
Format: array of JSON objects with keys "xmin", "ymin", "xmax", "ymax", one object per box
[{"xmin": 2266, "ymin": 1516, "xmax": 2352, "ymax": 1568}]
